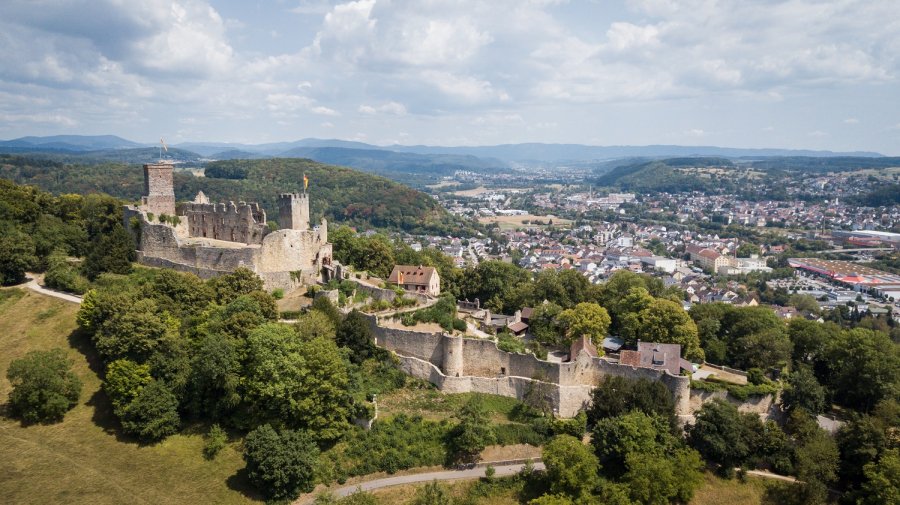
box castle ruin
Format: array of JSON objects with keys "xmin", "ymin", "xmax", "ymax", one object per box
[{"xmin": 125, "ymin": 162, "xmax": 333, "ymax": 291}]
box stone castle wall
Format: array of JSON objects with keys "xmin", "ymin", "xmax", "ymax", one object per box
[
  {"xmin": 183, "ymin": 201, "xmax": 269, "ymax": 245},
  {"xmin": 363, "ymin": 313, "xmax": 692, "ymax": 418},
  {"xmin": 126, "ymin": 206, "xmax": 331, "ymax": 291},
  {"xmin": 142, "ymin": 164, "xmax": 176, "ymax": 217}
]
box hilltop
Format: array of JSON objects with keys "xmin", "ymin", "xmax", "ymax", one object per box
[{"xmin": 0, "ymin": 154, "xmax": 472, "ymax": 236}]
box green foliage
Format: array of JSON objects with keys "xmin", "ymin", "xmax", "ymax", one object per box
[
  {"xmin": 294, "ymin": 309, "xmax": 337, "ymax": 340},
  {"xmin": 336, "ymin": 310, "xmax": 376, "ymax": 364},
  {"xmin": 43, "ymin": 249, "xmax": 90, "ymax": 294},
  {"xmin": 448, "ymin": 397, "xmax": 495, "ymax": 464},
  {"xmin": 81, "ymin": 223, "xmax": 135, "ymax": 280},
  {"xmin": 586, "ymin": 376, "xmax": 676, "ymax": 427},
  {"xmin": 497, "ymin": 332, "xmax": 527, "ymax": 354},
  {"xmin": 207, "ymin": 267, "xmax": 264, "ymax": 304},
  {"xmin": 203, "ymin": 423, "xmax": 227, "ymax": 460},
  {"xmin": 104, "ymin": 359, "xmax": 151, "ymax": 413},
  {"xmin": 323, "ymin": 414, "xmax": 449, "ymax": 478},
  {"xmin": 543, "ymin": 434, "xmax": 600, "ymax": 500},
  {"xmin": 460, "ymin": 260, "xmax": 530, "ymax": 312},
  {"xmin": 6, "ymin": 349, "xmax": 81, "ymax": 423},
  {"xmin": 0, "ymin": 222, "xmax": 36, "ymax": 285},
  {"xmin": 243, "ymin": 424, "xmax": 319, "ymax": 500},
  {"xmin": 858, "ymin": 448, "xmax": 900, "ymax": 505},
  {"xmin": 690, "ymin": 303, "xmax": 790, "ymax": 370},
  {"xmin": 556, "ymin": 302, "xmax": 611, "ymax": 347},
  {"xmin": 244, "ymin": 324, "xmax": 352, "ymax": 441},
  {"xmin": 403, "ymin": 295, "xmax": 459, "ymax": 332},
  {"xmin": 781, "ymin": 366, "xmax": 826, "ymax": 415},
  {"xmin": 271, "ymin": 288, "xmax": 284, "ymax": 300},
  {"xmin": 823, "ymin": 327, "xmax": 900, "ymax": 411},
  {"xmin": 119, "ymin": 380, "xmax": 180, "ymax": 442},
  {"xmin": 412, "ymin": 480, "xmax": 452, "ymax": 505}
]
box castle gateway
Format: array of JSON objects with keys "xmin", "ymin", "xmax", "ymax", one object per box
[{"xmin": 125, "ymin": 162, "xmax": 333, "ymax": 291}]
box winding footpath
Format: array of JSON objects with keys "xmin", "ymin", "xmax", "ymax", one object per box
[
  {"xmin": 293, "ymin": 462, "xmax": 546, "ymax": 504},
  {"xmin": 22, "ymin": 274, "xmax": 84, "ymax": 304}
]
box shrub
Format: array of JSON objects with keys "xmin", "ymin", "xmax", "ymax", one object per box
[
  {"xmin": 452, "ymin": 318, "xmax": 467, "ymax": 332},
  {"xmin": 243, "ymin": 424, "xmax": 319, "ymax": 500},
  {"xmin": 6, "ymin": 349, "xmax": 81, "ymax": 423},
  {"xmin": 271, "ymin": 288, "xmax": 284, "ymax": 300},
  {"xmin": 497, "ymin": 332, "xmax": 526, "ymax": 354},
  {"xmin": 203, "ymin": 424, "xmax": 227, "ymax": 460}
]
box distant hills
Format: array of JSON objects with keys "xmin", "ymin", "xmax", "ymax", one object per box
[{"xmin": 0, "ymin": 134, "xmax": 890, "ymax": 187}]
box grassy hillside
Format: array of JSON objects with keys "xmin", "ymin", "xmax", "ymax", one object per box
[
  {"xmin": 0, "ymin": 154, "xmax": 473, "ymax": 235},
  {"xmin": 0, "ymin": 288, "xmax": 257, "ymax": 505}
]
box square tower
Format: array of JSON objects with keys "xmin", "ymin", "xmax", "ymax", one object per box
[
  {"xmin": 278, "ymin": 192, "xmax": 309, "ymax": 230},
  {"xmin": 141, "ymin": 162, "xmax": 176, "ymax": 217}
]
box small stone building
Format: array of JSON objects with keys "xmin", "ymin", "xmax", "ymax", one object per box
[{"xmin": 389, "ymin": 265, "xmax": 440, "ymax": 296}]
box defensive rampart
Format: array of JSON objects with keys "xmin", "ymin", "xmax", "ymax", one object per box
[
  {"xmin": 362, "ymin": 314, "xmax": 691, "ymax": 418},
  {"xmin": 126, "ymin": 207, "xmax": 331, "ymax": 291},
  {"xmin": 183, "ymin": 201, "xmax": 269, "ymax": 245}
]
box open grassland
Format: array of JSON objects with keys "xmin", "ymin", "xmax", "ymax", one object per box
[
  {"xmin": 377, "ymin": 388, "xmax": 523, "ymax": 424},
  {"xmin": 478, "ymin": 214, "xmax": 573, "ymax": 230},
  {"xmin": 0, "ymin": 288, "xmax": 258, "ymax": 505}
]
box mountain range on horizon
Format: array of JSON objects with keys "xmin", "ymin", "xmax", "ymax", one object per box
[{"xmin": 0, "ymin": 134, "xmax": 885, "ymax": 163}]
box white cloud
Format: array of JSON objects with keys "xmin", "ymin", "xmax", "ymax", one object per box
[
  {"xmin": 844, "ymin": 118, "xmax": 859, "ymax": 124},
  {"xmin": 358, "ymin": 101, "xmax": 407, "ymax": 115}
]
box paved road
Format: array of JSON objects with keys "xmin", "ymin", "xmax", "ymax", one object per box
[
  {"xmin": 295, "ymin": 462, "xmax": 545, "ymax": 504},
  {"xmin": 22, "ymin": 275, "xmax": 83, "ymax": 304}
]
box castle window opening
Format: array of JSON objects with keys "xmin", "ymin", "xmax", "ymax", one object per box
[{"xmin": 500, "ymin": 367, "xmax": 506, "ymax": 375}]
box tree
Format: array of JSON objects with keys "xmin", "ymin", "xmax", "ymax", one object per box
[
  {"xmin": 794, "ymin": 431, "xmax": 840, "ymax": 503},
  {"xmin": 243, "ymin": 424, "xmax": 319, "ymax": 500},
  {"xmin": 586, "ymin": 376, "xmax": 675, "ymax": 426},
  {"xmin": 91, "ymin": 298, "xmax": 176, "ymax": 362},
  {"xmin": 858, "ymin": 449, "xmax": 900, "ymax": 505},
  {"xmin": 294, "ymin": 310, "xmax": 336, "ymax": 340},
  {"xmin": 787, "ymin": 318, "xmax": 838, "ymax": 370},
  {"xmin": 104, "ymin": 359, "xmax": 151, "ymax": 414},
  {"xmin": 543, "ymin": 434, "xmax": 600, "ymax": 500},
  {"xmin": 82, "ymin": 223, "xmax": 135, "ymax": 280},
  {"xmin": 0, "ymin": 223, "xmax": 36, "ymax": 285},
  {"xmin": 556, "ymin": 302, "xmax": 611, "ymax": 347},
  {"xmin": 336, "ymin": 310, "xmax": 375, "ymax": 364},
  {"xmin": 825, "ymin": 328, "xmax": 900, "ymax": 411},
  {"xmin": 619, "ymin": 291, "xmax": 703, "ymax": 361},
  {"xmin": 208, "ymin": 267, "xmax": 264, "ymax": 304},
  {"xmin": 529, "ymin": 302, "xmax": 565, "ymax": 346},
  {"xmin": 736, "ymin": 243, "xmax": 758, "ymax": 258},
  {"xmin": 119, "ymin": 380, "xmax": 180, "ymax": 442},
  {"xmin": 6, "ymin": 349, "xmax": 81, "ymax": 423},
  {"xmin": 592, "ymin": 411, "xmax": 674, "ymax": 477},
  {"xmin": 528, "ymin": 495, "xmax": 574, "ymax": 505},
  {"xmin": 787, "ymin": 294, "xmax": 820, "ymax": 314},
  {"xmin": 624, "ymin": 448, "xmax": 704, "ymax": 505},
  {"xmin": 781, "ymin": 366, "xmax": 826, "ymax": 415},
  {"xmin": 687, "ymin": 399, "xmax": 755, "ymax": 475},
  {"xmin": 448, "ymin": 397, "xmax": 495, "ymax": 464},
  {"xmin": 461, "ymin": 260, "xmax": 530, "ymax": 312},
  {"xmin": 186, "ymin": 334, "xmax": 241, "ymax": 420},
  {"xmin": 311, "ymin": 295, "xmax": 343, "ymax": 328},
  {"xmin": 244, "ymin": 324, "xmax": 351, "ymax": 441}
]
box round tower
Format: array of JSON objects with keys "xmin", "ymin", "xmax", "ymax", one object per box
[{"xmin": 442, "ymin": 334, "xmax": 464, "ymax": 377}]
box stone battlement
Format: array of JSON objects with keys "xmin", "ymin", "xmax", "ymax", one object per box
[{"xmin": 183, "ymin": 200, "xmax": 269, "ymax": 245}]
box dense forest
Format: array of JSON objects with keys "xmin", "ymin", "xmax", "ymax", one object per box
[{"xmin": 0, "ymin": 155, "xmax": 475, "ymax": 236}]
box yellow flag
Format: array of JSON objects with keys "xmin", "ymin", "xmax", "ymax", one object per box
[{"xmin": 303, "ymin": 173, "xmax": 309, "ymax": 190}]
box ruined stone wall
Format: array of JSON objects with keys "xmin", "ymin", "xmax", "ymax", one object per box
[
  {"xmin": 363, "ymin": 313, "xmax": 692, "ymax": 418},
  {"xmin": 127, "ymin": 208, "xmax": 328, "ymax": 291},
  {"xmin": 183, "ymin": 201, "xmax": 269, "ymax": 245},
  {"xmin": 688, "ymin": 388, "xmax": 776, "ymax": 416}
]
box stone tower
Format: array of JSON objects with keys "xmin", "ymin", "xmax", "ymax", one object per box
[
  {"xmin": 141, "ymin": 162, "xmax": 176, "ymax": 217},
  {"xmin": 277, "ymin": 192, "xmax": 309, "ymax": 230}
]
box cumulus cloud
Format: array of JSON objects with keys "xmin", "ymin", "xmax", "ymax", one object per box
[{"xmin": 358, "ymin": 102, "xmax": 407, "ymax": 115}]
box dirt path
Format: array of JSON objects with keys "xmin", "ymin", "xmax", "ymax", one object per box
[
  {"xmin": 293, "ymin": 461, "xmax": 545, "ymax": 504},
  {"xmin": 22, "ymin": 274, "xmax": 83, "ymax": 304}
]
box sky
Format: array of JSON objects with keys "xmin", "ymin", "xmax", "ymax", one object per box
[{"xmin": 1, "ymin": 0, "xmax": 899, "ymax": 154}]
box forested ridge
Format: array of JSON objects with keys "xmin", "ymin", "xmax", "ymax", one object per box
[{"xmin": 0, "ymin": 155, "xmax": 474, "ymax": 236}]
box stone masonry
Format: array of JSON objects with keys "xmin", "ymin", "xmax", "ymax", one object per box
[{"xmin": 125, "ymin": 162, "xmax": 333, "ymax": 291}]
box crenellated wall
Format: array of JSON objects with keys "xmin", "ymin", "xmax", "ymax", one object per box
[
  {"xmin": 183, "ymin": 201, "xmax": 270, "ymax": 245},
  {"xmin": 125, "ymin": 206, "xmax": 331, "ymax": 291},
  {"xmin": 362, "ymin": 313, "xmax": 692, "ymax": 418}
]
